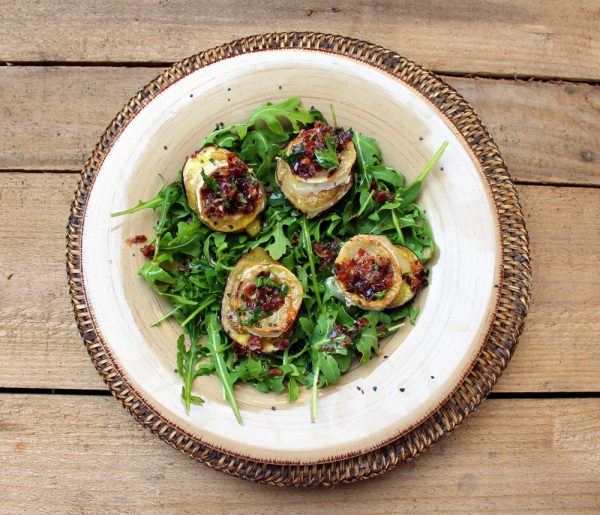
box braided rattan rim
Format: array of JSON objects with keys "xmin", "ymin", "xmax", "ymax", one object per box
[{"xmin": 66, "ymin": 32, "xmax": 530, "ymax": 487}]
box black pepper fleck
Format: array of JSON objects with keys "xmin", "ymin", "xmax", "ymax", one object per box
[
  {"xmin": 163, "ymin": 145, "xmax": 168, "ymax": 150},
  {"xmin": 190, "ymin": 93, "xmax": 194, "ymax": 98},
  {"xmin": 174, "ymin": 368, "xmax": 178, "ymax": 374},
  {"xmin": 383, "ymin": 355, "xmax": 388, "ymax": 359},
  {"xmin": 227, "ymin": 87, "xmax": 231, "ymax": 91},
  {"xmin": 278, "ymin": 85, "xmax": 282, "ymax": 90},
  {"xmin": 419, "ymin": 136, "xmax": 423, "ymax": 141},
  {"xmin": 399, "ymin": 387, "xmax": 405, "ymax": 392},
  {"xmin": 271, "ymin": 406, "xmax": 276, "ymax": 411},
  {"xmin": 430, "ymin": 375, "xmax": 435, "ymax": 379},
  {"xmin": 373, "ymin": 386, "xmax": 378, "ymax": 392},
  {"xmin": 440, "ymin": 167, "xmax": 444, "ymax": 171}
]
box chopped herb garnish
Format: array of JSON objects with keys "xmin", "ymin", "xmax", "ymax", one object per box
[
  {"xmin": 314, "ymin": 134, "xmax": 340, "ymax": 171},
  {"xmin": 201, "ymin": 170, "xmax": 219, "ymax": 193},
  {"xmin": 372, "ymin": 289, "xmax": 389, "ymax": 299}
]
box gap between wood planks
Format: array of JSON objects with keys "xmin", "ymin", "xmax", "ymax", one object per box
[
  {"xmin": 0, "ymin": 387, "xmax": 598, "ymax": 399},
  {"xmin": 2, "ymin": 168, "xmax": 598, "ymax": 190},
  {"xmin": 3, "ymin": 60, "xmax": 600, "ymax": 87}
]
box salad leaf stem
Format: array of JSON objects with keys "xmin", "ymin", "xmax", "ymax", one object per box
[
  {"xmin": 150, "ymin": 305, "xmax": 181, "ymax": 327},
  {"xmin": 356, "ymin": 191, "xmax": 374, "ymax": 217},
  {"xmin": 382, "ymin": 322, "xmax": 405, "ymax": 336},
  {"xmin": 391, "ymin": 210, "xmax": 404, "ymax": 244},
  {"xmin": 311, "ymin": 362, "xmax": 320, "ymax": 423},
  {"xmin": 301, "ymin": 217, "xmax": 323, "ymax": 312},
  {"xmin": 401, "ymin": 141, "xmax": 448, "ymax": 207},
  {"xmin": 178, "ymin": 327, "xmax": 205, "ymax": 413},
  {"xmin": 181, "ymin": 295, "xmax": 217, "ymax": 327},
  {"xmin": 206, "ymin": 314, "xmax": 243, "ymax": 425}
]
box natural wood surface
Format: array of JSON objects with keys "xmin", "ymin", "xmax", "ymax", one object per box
[
  {"xmin": 1, "ymin": 172, "xmax": 598, "ymax": 392},
  {"xmin": 2, "ymin": 395, "xmax": 599, "ymax": 511},
  {"xmin": 1, "ymin": 67, "xmax": 599, "ymax": 185},
  {"xmin": 2, "ymin": 6, "xmax": 599, "ymax": 508},
  {"xmin": 2, "ymin": 1, "xmax": 600, "ymax": 81}
]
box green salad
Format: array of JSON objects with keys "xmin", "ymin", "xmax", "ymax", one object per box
[{"xmin": 114, "ymin": 98, "xmax": 446, "ymax": 424}]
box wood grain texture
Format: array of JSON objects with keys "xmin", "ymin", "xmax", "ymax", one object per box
[
  {"xmin": 2, "ymin": 1, "xmax": 600, "ymax": 80},
  {"xmin": 0, "ymin": 173, "xmax": 598, "ymax": 392},
  {"xmin": 1, "ymin": 68, "xmax": 599, "ymax": 185},
  {"xmin": 1, "ymin": 394, "xmax": 599, "ymax": 511}
]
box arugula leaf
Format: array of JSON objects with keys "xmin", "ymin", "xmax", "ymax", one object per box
[
  {"xmin": 401, "ymin": 141, "xmax": 448, "ymax": 207},
  {"xmin": 317, "ymin": 352, "xmax": 340, "ymax": 384},
  {"xmin": 370, "ymin": 165, "xmax": 405, "ymax": 187},
  {"xmin": 204, "ymin": 98, "xmax": 314, "ymax": 148},
  {"xmin": 352, "ymin": 132, "xmax": 381, "ymax": 181},
  {"xmin": 111, "ymin": 179, "xmax": 168, "ymax": 217},
  {"xmin": 202, "ymin": 127, "xmax": 241, "ymax": 148},
  {"xmin": 265, "ymin": 223, "xmax": 291, "ymax": 260},
  {"xmin": 205, "ymin": 313, "xmax": 243, "ymax": 424},
  {"xmin": 247, "ymin": 97, "xmax": 314, "ymax": 134},
  {"xmin": 177, "ymin": 328, "xmax": 214, "ymax": 413},
  {"xmin": 355, "ymin": 312, "xmax": 380, "ymax": 363},
  {"xmin": 240, "ymin": 130, "xmax": 288, "ymax": 179},
  {"xmin": 301, "ymin": 217, "xmax": 323, "ymax": 311},
  {"xmin": 159, "ymin": 220, "xmax": 204, "ymax": 257},
  {"xmin": 138, "ymin": 259, "xmax": 175, "ymax": 286},
  {"xmin": 309, "ymin": 106, "xmax": 328, "ymax": 124},
  {"xmin": 314, "ymin": 134, "xmax": 340, "ymax": 171},
  {"xmin": 246, "ymin": 356, "xmax": 264, "ymax": 380},
  {"xmin": 287, "ymin": 377, "xmax": 299, "ymax": 402}
]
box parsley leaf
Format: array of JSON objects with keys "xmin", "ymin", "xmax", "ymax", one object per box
[
  {"xmin": 238, "ymin": 306, "xmax": 268, "ymax": 327},
  {"xmin": 201, "ymin": 170, "xmax": 219, "ymax": 193},
  {"xmin": 284, "ymin": 149, "xmax": 304, "ymax": 166},
  {"xmin": 314, "ymin": 134, "xmax": 340, "ymax": 171},
  {"xmin": 372, "ymin": 289, "xmax": 389, "ymax": 299}
]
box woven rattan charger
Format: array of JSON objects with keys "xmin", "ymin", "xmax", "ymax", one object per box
[{"xmin": 66, "ymin": 33, "xmax": 531, "ymax": 486}]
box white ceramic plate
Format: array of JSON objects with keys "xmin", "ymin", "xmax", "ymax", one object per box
[{"xmin": 78, "ymin": 48, "xmax": 502, "ymax": 464}]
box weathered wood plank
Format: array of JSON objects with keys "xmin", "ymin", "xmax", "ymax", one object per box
[
  {"xmin": 0, "ymin": 173, "xmax": 598, "ymax": 392},
  {"xmin": 2, "ymin": 1, "xmax": 600, "ymax": 80},
  {"xmin": 0, "ymin": 67, "xmax": 599, "ymax": 185},
  {"xmin": 1, "ymin": 395, "xmax": 599, "ymax": 511}
]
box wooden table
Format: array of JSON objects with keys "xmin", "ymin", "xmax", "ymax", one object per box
[{"xmin": 1, "ymin": 2, "xmax": 599, "ymax": 512}]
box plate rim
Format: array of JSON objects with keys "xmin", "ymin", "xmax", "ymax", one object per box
[{"xmin": 66, "ymin": 32, "xmax": 531, "ymax": 486}]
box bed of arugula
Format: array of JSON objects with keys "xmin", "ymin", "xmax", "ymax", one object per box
[{"xmin": 113, "ymin": 98, "xmax": 446, "ymax": 424}]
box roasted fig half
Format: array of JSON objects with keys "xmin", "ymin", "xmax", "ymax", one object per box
[{"xmin": 183, "ymin": 145, "xmax": 265, "ymax": 234}]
